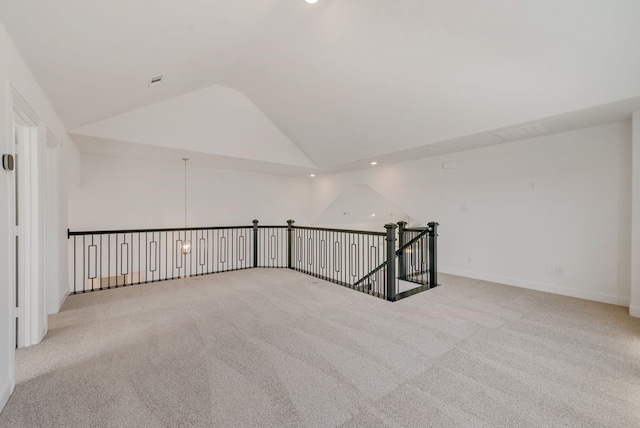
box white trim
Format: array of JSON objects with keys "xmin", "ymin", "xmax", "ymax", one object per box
[
  {"xmin": 4, "ymin": 84, "xmax": 16, "ymax": 414},
  {"xmin": 440, "ymin": 266, "xmax": 631, "ymax": 307},
  {"xmin": 10, "ymin": 83, "xmax": 40, "ymax": 126},
  {"xmin": 0, "ymin": 376, "xmax": 12, "ymax": 415},
  {"xmin": 44, "ymin": 134, "xmax": 62, "ymax": 315},
  {"xmin": 630, "ymin": 305, "xmax": 640, "ymax": 318},
  {"xmin": 11, "ymin": 85, "xmax": 47, "ymax": 348}
]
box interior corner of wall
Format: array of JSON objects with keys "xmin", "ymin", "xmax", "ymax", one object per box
[{"xmin": 57, "ymin": 289, "xmax": 69, "ymax": 313}]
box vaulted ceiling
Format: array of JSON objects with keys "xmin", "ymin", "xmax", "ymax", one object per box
[{"xmin": 1, "ymin": 0, "xmax": 640, "ymax": 175}]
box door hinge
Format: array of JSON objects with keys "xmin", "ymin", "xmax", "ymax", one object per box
[
  {"xmin": 15, "ymin": 225, "xmax": 20, "ymax": 236},
  {"xmin": 15, "ymin": 307, "xmax": 22, "ymax": 318}
]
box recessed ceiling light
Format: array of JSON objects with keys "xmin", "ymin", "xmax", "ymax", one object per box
[
  {"xmin": 371, "ymin": 213, "xmax": 376, "ymax": 217},
  {"xmin": 309, "ymin": 174, "xmax": 316, "ymax": 178},
  {"xmin": 370, "ymin": 161, "xmax": 378, "ymax": 166},
  {"xmin": 304, "ymin": 0, "xmax": 319, "ymax": 4}
]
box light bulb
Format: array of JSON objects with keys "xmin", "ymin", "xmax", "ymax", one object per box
[{"xmin": 182, "ymin": 240, "xmax": 191, "ymax": 255}]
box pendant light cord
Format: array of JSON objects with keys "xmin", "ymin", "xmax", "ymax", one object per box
[{"xmin": 183, "ymin": 158, "xmax": 188, "ymax": 228}]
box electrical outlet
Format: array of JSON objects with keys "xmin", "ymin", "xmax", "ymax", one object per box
[{"xmin": 555, "ymin": 266, "xmax": 564, "ymax": 276}]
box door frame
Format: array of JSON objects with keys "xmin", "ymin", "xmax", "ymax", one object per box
[{"xmin": 9, "ymin": 83, "xmax": 47, "ymax": 354}]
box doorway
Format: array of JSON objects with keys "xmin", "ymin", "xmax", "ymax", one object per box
[{"xmin": 11, "ymin": 85, "xmax": 47, "ymax": 351}]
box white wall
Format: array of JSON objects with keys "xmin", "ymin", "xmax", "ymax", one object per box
[
  {"xmin": 68, "ymin": 154, "xmax": 312, "ymax": 231},
  {"xmin": 631, "ymin": 112, "xmax": 640, "ymax": 316},
  {"xmin": 0, "ymin": 22, "xmax": 80, "ymax": 413},
  {"xmin": 310, "ymin": 122, "xmax": 632, "ymax": 306},
  {"xmin": 311, "ymin": 183, "xmax": 413, "ymax": 231}
]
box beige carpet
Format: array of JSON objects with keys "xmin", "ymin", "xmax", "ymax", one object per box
[{"xmin": 1, "ymin": 269, "xmax": 639, "ymax": 427}]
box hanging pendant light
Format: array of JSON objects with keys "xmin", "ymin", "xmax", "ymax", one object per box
[{"xmin": 181, "ymin": 158, "xmax": 191, "ymax": 255}]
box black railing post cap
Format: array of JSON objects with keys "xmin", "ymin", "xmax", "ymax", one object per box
[{"xmin": 384, "ymin": 223, "xmax": 398, "ymax": 229}]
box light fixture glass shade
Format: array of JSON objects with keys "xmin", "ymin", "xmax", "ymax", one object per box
[{"xmin": 182, "ymin": 240, "xmax": 191, "ymax": 255}]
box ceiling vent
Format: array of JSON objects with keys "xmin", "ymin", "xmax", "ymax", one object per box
[
  {"xmin": 148, "ymin": 74, "xmax": 164, "ymax": 87},
  {"xmin": 495, "ymin": 123, "xmax": 548, "ymax": 141}
]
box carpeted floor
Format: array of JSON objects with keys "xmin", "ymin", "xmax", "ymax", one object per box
[{"xmin": 1, "ymin": 269, "xmax": 639, "ymax": 427}]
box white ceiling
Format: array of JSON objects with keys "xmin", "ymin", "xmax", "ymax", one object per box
[
  {"xmin": 1, "ymin": 0, "xmax": 640, "ymax": 175},
  {"xmin": 71, "ymin": 85, "xmax": 315, "ymax": 168}
]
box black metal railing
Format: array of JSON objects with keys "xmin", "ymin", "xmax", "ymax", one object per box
[
  {"xmin": 254, "ymin": 221, "xmax": 288, "ymax": 268},
  {"xmin": 68, "ymin": 219, "xmax": 439, "ymax": 301},
  {"xmin": 68, "ymin": 225, "xmax": 259, "ymax": 293},
  {"xmin": 395, "ymin": 221, "xmax": 439, "ymax": 300},
  {"xmin": 288, "ymin": 220, "xmax": 389, "ymax": 298}
]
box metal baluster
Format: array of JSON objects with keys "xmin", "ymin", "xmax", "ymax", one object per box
[
  {"xmin": 105, "ymin": 234, "xmax": 108, "ymax": 291},
  {"xmin": 99, "ymin": 234, "xmax": 103, "ymax": 291},
  {"xmin": 73, "ymin": 235, "xmax": 77, "ymax": 294}
]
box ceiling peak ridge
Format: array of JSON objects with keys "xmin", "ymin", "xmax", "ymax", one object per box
[{"xmin": 69, "ymin": 84, "xmax": 318, "ymax": 170}]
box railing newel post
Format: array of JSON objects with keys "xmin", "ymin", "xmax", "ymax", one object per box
[
  {"xmin": 384, "ymin": 223, "xmax": 398, "ymax": 302},
  {"xmin": 252, "ymin": 219, "xmax": 259, "ymax": 268},
  {"xmin": 287, "ymin": 219, "xmax": 295, "ymax": 269},
  {"xmin": 428, "ymin": 222, "xmax": 439, "ymax": 288},
  {"xmin": 397, "ymin": 221, "xmax": 407, "ymax": 280}
]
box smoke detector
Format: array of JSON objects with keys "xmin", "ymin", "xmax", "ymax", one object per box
[
  {"xmin": 495, "ymin": 123, "xmax": 548, "ymax": 141},
  {"xmin": 148, "ymin": 74, "xmax": 164, "ymax": 87}
]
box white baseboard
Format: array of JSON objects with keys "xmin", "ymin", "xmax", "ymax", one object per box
[
  {"xmin": 0, "ymin": 376, "xmax": 12, "ymax": 415},
  {"xmin": 439, "ymin": 266, "xmax": 631, "ymax": 307},
  {"xmin": 629, "ymin": 305, "xmax": 640, "ymax": 318}
]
